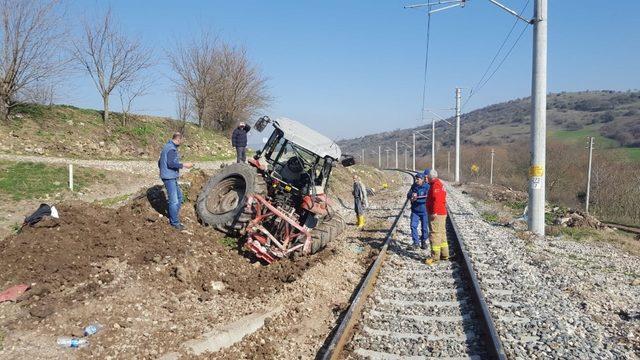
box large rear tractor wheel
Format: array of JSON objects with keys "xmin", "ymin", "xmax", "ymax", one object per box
[
  {"xmin": 196, "ymin": 163, "xmax": 267, "ymax": 234},
  {"xmin": 309, "ymin": 211, "xmax": 346, "ymax": 254}
]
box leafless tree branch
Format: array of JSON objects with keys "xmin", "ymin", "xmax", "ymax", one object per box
[{"xmin": 72, "ymin": 8, "xmax": 153, "ymax": 123}]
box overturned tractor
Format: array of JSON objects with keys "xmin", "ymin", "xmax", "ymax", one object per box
[{"xmin": 196, "ymin": 116, "xmax": 352, "ymax": 263}]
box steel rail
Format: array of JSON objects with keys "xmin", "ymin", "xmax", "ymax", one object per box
[
  {"xmin": 320, "ymin": 176, "xmax": 412, "ymax": 360},
  {"xmin": 320, "ymin": 170, "xmax": 507, "ymax": 360},
  {"xmin": 448, "ymin": 207, "xmax": 508, "ymax": 360}
]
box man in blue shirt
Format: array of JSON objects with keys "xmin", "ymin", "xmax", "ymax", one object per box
[
  {"xmin": 158, "ymin": 132, "xmax": 193, "ymax": 230},
  {"xmin": 407, "ymin": 173, "xmax": 430, "ymax": 250}
]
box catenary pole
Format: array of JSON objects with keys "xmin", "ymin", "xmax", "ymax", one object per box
[
  {"xmin": 490, "ymin": 148, "xmax": 495, "ymax": 185},
  {"xmin": 431, "ymin": 119, "xmax": 436, "ymax": 170},
  {"xmin": 362, "ymin": 148, "xmax": 365, "ymax": 166},
  {"xmin": 447, "ymin": 151, "xmax": 451, "ymax": 175},
  {"xmin": 378, "ymin": 146, "xmax": 381, "ymax": 169},
  {"xmin": 412, "ymin": 133, "xmax": 416, "ymax": 171},
  {"xmin": 395, "ymin": 141, "xmax": 399, "ymax": 169},
  {"xmin": 528, "ymin": 0, "xmax": 547, "ymax": 236},
  {"xmin": 455, "ymin": 88, "xmax": 461, "ymax": 182},
  {"xmin": 585, "ymin": 137, "xmax": 594, "ymax": 214}
]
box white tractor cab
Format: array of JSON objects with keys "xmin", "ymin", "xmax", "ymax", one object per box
[{"xmin": 196, "ymin": 116, "xmax": 354, "ymax": 264}]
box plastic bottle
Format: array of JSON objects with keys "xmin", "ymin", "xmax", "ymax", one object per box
[
  {"xmin": 83, "ymin": 323, "xmax": 103, "ymax": 336},
  {"xmin": 56, "ymin": 337, "xmax": 88, "ymax": 348}
]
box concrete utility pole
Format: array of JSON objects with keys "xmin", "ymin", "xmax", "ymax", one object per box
[
  {"xmin": 490, "ymin": 148, "xmax": 495, "ymax": 185},
  {"xmin": 412, "ymin": 133, "xmax": 416, "ymax": 171},
  {"xmin": 395, "ymin": 141, "xmax": 399, "ymax": 169},
  {"xmin": 378, "ymin": 146, "xmax": 381, "ymax": 169},
  {"xmin": 527, "ymin": 0, "xmax": 548, "ymax": 236},
  {"xmin": 404, "ymin": 148, "xmax": 408, "ymax": 170},
  {"xmin": 447, "ymin": 151, "xmax": 451, "ymax": 175},
  {"xmin": 431, "ymin": 119, "xmax": 436, "ymax": 170},
  {"xmin": 455, "ymin": 87, "xmax": 461, "ymax": 183},
  {"xmin": 385, "ymin": 149, "xmax": 391, "ymax": 168},
  {"xmin": 585, "ymin": 137, "xmax": 594, "ymax": 214}
]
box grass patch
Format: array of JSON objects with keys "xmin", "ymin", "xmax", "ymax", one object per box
[
  {"xmin": 558, "ymin": 227, "xmax": 602, "ymax": 241},
  {"xmin": 12, "ymin": 102, "xmax": 47, "ymax": 118},
  {"xmin": 219, "ymin": 236, "xmax": 238, "ymax": 248},
  {"xmin": 0, "ymin": 161, "xmax": 106, "ymax": 201},
  {"xmin": 551, "ymin": 128, "xmax": 619, "ymax": 149},
  {"xmin": 481, "ymin": 211, "xmax": 499, "ymax": 223},
  {"xmin": 97, "ymin": 193, "xmax": 131, "ymax": 207}
]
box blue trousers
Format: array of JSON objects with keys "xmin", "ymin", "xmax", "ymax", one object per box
[
  {"xmin": 163, "ymin": 179, "xmax": 183, "ymax": 227},
  {"xmin": 410, "ymin": 211, "xmax": 429, "ymax": 246}
]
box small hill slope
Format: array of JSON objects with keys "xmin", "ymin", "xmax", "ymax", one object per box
[
  {"xmin": 338, "ymin": 90, "xmax": 640, "ymax": 156},
  {"xmin": 0, "ymin": 103, "xmax": 233, "ymax": 161}
]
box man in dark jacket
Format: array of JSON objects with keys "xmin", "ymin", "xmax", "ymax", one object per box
[
  {"xmin": 407, "ymin": 173, "xmax": 430, "ymax": 250},
  {"xmin": 158, "ymin": 132, "xmax": 193, "ymax": 230},
  {"xmin": 231, "ymin": 122, "xmax": 251, "ymax": 163}
]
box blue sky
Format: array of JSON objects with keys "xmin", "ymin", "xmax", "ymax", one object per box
[{"xmin": 64, "ymin": 1, "xmax": 640, "ymax": 141}]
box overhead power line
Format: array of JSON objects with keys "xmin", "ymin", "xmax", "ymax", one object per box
[{"xmin": 463, "ymin": 0, "xmax": 531, "ymax": 110}]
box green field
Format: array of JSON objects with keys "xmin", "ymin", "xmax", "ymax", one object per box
[
  {"xmin": 0, "ymin": 161, "xmax": 105, "ymax": 201},
  {"xmin": 551, "ymin": 127, "xmax": 619, "ymax": 148}
]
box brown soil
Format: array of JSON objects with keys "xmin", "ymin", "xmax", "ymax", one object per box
[{"xmin": 0, "ymin": 184, "xmax": 329, "ymax": 323}]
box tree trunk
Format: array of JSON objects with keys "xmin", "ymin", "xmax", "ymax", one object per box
[
  {"xmin": 103, "ymin": 94, "xmax": 110, "ymax": 123},
  {"xmin": 0, "ymin": 95, "xmax": 8, "ymax": 122}
]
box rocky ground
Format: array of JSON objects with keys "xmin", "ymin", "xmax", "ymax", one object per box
[
  {"xmin": 450, "ymin": 184, "xmax": 640, "ymax": 358},
  {"xmin": 0, "ymin": 165, "xmax": 401, "ymax": 359}
]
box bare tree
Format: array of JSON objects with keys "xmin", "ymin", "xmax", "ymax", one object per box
[
  {"xmin": 0, "ymin": 0, "xmax": 68, "ymax": 121},
  {"xmin": 167, "ymin": 32, "xmax": 220, "ymax": 128},
  {"xmin": 72, "ymin": 9, "xmax": 153, "ymax": 123},
  {"xmin": 208, "ymin": 44, "xmax": 270, "ymax": 131},
  {"xmin": 117, "ymin": 77, "xmax": 152, "ymax": 126},
  {"xmin": 175, "ymin": 89, "xmax": 192, "ymax": 134}
]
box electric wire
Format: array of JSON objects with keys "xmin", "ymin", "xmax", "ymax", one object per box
[
  {"xmin": 420, "ymin": 10, "xmax": 432, "ymax": 122},
  {"xmin": 462, "ymin": 0, "xmax": 531, "ymax": 110}
]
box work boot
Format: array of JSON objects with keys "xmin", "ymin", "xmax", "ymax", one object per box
[
  {"xmin": 420, "ymin": 240, "xmax": 427, "ymax": 250},
  {"xmin": 425, "ymin": 257, "xmax": 438, "ymax": 266},
  {"xmin": 172, "ymin": 223, "xmax": 186, "ymax": 231}
]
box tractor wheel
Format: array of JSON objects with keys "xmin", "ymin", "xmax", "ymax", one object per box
[
  {"xmin": 196, "ymin": 163, "xmax": 267, "ymax": 234},
  {"xmin": 309, "ymin": 211, "xmax": 346, "ymax": 254}
]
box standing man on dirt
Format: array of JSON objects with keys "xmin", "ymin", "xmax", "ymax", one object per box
[
  {"xmin": 158, "ymin": 132, "xmax": 193, "ymax": 230},
  {"xmin": 231, "ymin": 121, "xmax": 251, "ymax": 163},
  {"xmin": 352, "ymin": 175, "xmax": 369, "ymax": 229},
  {"xmin": 407, "ymin": 173, "xmax": 430, "ymax": 250},
  {"xmin": 425, "ymin": 169, "xmax": 448, "ymax": 265}
]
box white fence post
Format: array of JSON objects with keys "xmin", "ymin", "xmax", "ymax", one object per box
[{"xmin": 68, "ymin": 164, "xmax": 74, "ymax": 191}]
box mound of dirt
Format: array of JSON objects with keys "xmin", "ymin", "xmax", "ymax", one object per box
[{"xmin": 0, "ymin": 186, "xmax": 327, "ymax": 320}]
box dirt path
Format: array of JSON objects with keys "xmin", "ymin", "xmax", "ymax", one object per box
[{"xmin": 0, "ymin": 154, "xmax": 229, "ymax": 175}]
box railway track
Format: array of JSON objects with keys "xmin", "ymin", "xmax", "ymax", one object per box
[{"xmin": 320, "ymin": 171, "xmax": 507, "ymax": 359}]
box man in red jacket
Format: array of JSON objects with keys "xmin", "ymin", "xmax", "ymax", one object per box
[{"xmin": 425, "ymin": 169, "xmax": 448, "ymax": 265}]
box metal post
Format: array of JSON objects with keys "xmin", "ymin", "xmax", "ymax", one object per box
[
  {"xmin": 395, "ymin": 141, "xmax": 399, "ymax": 169},
  {"xmin": 527, "ymin": 0, "xmax": 547, "ymax": 236},
  {"xmin": 386, "ymin": 149, "xmax": 390, "ymax": 168},
  {"xmin": 454, "ymin": 88, "xmax": 461, "ymax": 183},
  {"xmin": 447, "ymin": 151, "xmax": 451, "ymax": 175},
  {"xmin": 68, "ymin": 164, "xmax": 74, "ymax": 191},
  {"xmin": 362, "ymin": 149, "xmax": 365, "ymax": 166},
  {"xmin": 585, "ymin": 137, "xmax": 594, "ymax": 214},
  {"xmin": 490, "ymin": 149, "xmax": 495, "ymax": 185},
  {"xmin": 431, "ymin": 119, "xmax": 436, "ymax": 170},
  {"xmin": 378, "ymin": 146, "xmax": 381, "ymax": 169},
  {"xmin": 412, "ymin": 133, "xmax": 416, "ymax": 171},
  {"xmin": 404, "ymin": 148, "xmax": 408, "ymax": 170}
]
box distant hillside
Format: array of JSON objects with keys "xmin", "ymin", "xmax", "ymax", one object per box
[
  {"xmin": 338, "ymin": 90, "xmax": 640, "ymax": 158},
  {"xmin": 0, "ymin": 103, "xmax": 234, "ymax": 161}
]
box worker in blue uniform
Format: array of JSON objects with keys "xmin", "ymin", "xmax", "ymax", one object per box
[{"xmin": 407, "ymin": 172, "xmax": 430, "ymax": 250}]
